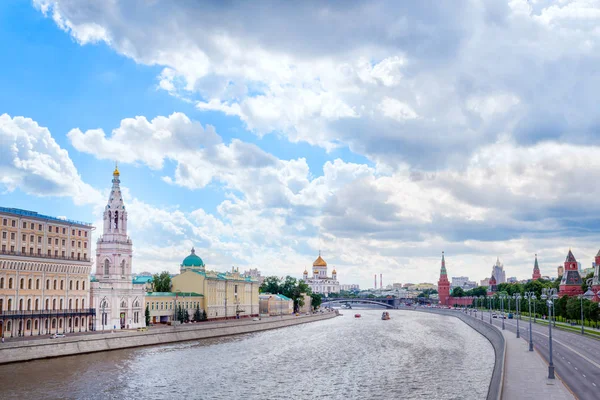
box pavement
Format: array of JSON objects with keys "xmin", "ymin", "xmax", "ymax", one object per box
[{"xmin": 500, "ymin": 327, "xmax": 574, "ymax": 400}]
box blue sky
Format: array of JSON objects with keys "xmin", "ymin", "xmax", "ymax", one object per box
[{"xmin": 2, "ymin": 0, "xmax": 600, "ymax": 288}]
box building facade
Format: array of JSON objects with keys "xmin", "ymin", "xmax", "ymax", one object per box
[
  {"xmin": 145, "ymin": 292, "xmax": 204, "ymax": 324},
  {"xmin": 559, "ymin": 249, "xmax": 583, "ymax": 297},
  {"xmin": 302, "ymin": 253, "xmax": 340, "ymax": 295},
  {"xmin": 259, "ymin": 294, "xmax": 293, "ymax": 316},
  {"xmin": 491, "ymin": 257, "xmax": 506, "ymax": 284},
  {"xmin": 90, "ymin": 167, "xmax": 146, "ymax": 331},
  {"xmin": 172, "ymin": 248, "xmax": 260, "ymax": 319},
  {"xmin": 0, "ymin": 207, "xmax": 94, "ymax": 338}
]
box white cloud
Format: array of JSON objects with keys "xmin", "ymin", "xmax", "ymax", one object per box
[{"xmin": 0, "ymin": 114, "xmax": 102, "ymax": 206}]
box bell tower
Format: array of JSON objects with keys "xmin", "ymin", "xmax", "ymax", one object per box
[
  {"xmin": 95, "ymin": 164, "xmax": 133, "ymax": 282},
  {"xmin": 437, "ymin": 251, "xmax": 450, "ymax": 306}
]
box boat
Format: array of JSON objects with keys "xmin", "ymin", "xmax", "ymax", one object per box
[
  {"xmin": 354, "ymin": 313, "xmax": 361, "ymax": 318},
  {"xmin": 381, "ymin": 311, "xmax": 391, "ymax": 320}
]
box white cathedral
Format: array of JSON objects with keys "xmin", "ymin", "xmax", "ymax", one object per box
[
  {"xmin": 90, "ymin": 166, "xmax": 146, "ymax": 330},
  {"xmin": 302, "ymin": 252, "xmax": 340, "ymax": 295}
]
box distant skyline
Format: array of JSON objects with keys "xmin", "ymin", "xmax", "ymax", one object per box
[{"xmin": 2, "ymin": 1, "xmax": 600, "ymax": 289}]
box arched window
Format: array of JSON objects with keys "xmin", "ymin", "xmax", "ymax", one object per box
[
  {"xmin": 60, "ymin": 280, "xmax": 64, "ymax": 290},
  {"xmin": 7, "ymin": 321, "xmax": 11, "ymax": 332},
  {"xmin": 75, "ymin": 299, "xmax": 79, "ymax": 309},
  {"xmin": 59, "ymin": 319, "xmax": 63, "ymax": 328},
  {"xmin": 28, "ymin": 279, "xmax": 32, "ymax": 289},
  {"xmin": 121, "ymin": 300, "xmax": 127, "ymax": 308},
  {"xmin": 82, "ymin": 299, "xmax": 85, "ymax": 309},
  {"xmin": 69, "ymin": 281, "xmax": 73, "ymax": 290},
  {"xmin": 121, "ymin": 260, "xmax": 125, "ymax": 276},
  {"xmin": 104, "ymin": 259, "xmax": 110, "ymax": 276},
  {"xmin": 45, "ymin": 299, "xmax": 49, "ymax": 310},
  {"xmin": 36, "ymin": 279, "xmax": 40, "ymax": 290},
  {"xmin": 82, "ymin": 281, "xmax": 85, "ymax": 290},
  {"xmin": 46, "ymin": 279, "xmax": 50, "ymax": 290},
  {"xmin": 52, "ymin": 299, "xmax": 56, "ymax": 310},
  {"xmin": 68, "ymin": 318, "xmax": 72, "ymax": 328},
  {"xmin": 27, "ymin": 299, "xmax": 31, "ymax": 310},
  {"xmin": 26, "ymin": 320, "xmax": 31, "ymax": 330},
  {"xmin": 76, "ymin": 281, "xmax": 79, "ymax": 290},
  {"xmin": 20, "ymin": 278, "xmax": 24, "ymax": 289},
  {"xmin": 0, "ymin": 298, "xmax": 3, "ymax": 311},
  {"xmin": 0, "ymin": 277, "xmax": 3, "ymax": 288},
  {"xmin": 60, "ymin": 299, "xmax": 63, "ymax": 310},
  {"xmin": 114, "ymin": 211, "xmax": 119, "ymax": 229},
  {"xmin": 19, "ymin": 298, "xmax": 23, "ymax": 310},
  {"xmin": 53, "ymin": 280, "xmax": 57, "ymax": 290},
  {"xmin": 35, "ymin": 299, "xmax": 39, "ymax": 310},
  {"xmin": 8, "ymin": 277, "xmax": 12, "ymax": 289},
  {"xmin": 69, "ymin": 299, "xmax": 72, "ymax": 309},
  {"xmin": 34, "ymin": 320, "xmax": 38, "ymax": 330}
]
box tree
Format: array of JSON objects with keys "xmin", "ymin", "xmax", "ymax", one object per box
[
  {"xmin": 451, "ymin": 287, "xmax": 465, "ymax": 297},
  {"xmin": 145, "ymin": 304, "xmax": 151, "ymax": 326},
  {"xmin": 152, "ymin": 271, "xmax": 172, "ymax": 292},
  {"xmin": 260, "ymin": 276, "xmax": 281, "ymax": 294},
  {"xmin": 260, "ymin": 275, "xmax": 312, "ymax": 312},
  {"xmin": 311, "ymin": 293, "xmax": 322, "ymax": 310},
  {"xmin": 581, "ymin": 272, "xmax": 594, "ymax": 292},
  {"xmin": 566, "ymin": 296, "xmax": 580, "ymax": 321},
  {"xmin": 193, "ymin": 305, "xmax": 202, "ymax": 322},
  {"xmin": 202, "ymin": 310, "xmax": 208, "ymax": 321},
  {"xmin": 184, "ymin": 309, "xmax": 190, "ymax": 323}
]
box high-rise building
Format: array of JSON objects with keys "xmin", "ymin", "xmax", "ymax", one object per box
[
  {"xmin": 491, "ymin": 257, "xmax": 506, "ymax": 284},
  {"xmin": 90, "ymin": 166, "xmax": 146, "ymax": 331},
  {"xmin": 557, "ymin": 265, "xmax": 564, "ymax": 277},
  {"xmin": 0, "ymin": 207, "xmax": 94, "ymax": 337}
]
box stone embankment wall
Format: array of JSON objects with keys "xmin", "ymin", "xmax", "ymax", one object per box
[
  {"xmin": 0, "ymin": 312, "xmax": 337, "ymax": 365},
  {"xmin": 413, "ymin": 308, "xmax": 505, "ymax": 400}
]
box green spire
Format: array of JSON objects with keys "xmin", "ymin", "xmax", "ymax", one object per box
[
  {"xmin": 534, "ymin": 254, "xmax": 540, "ymax": 271},
  {"xmin": 440, "ymin": 251, "xmax": 447, "ymax": 276}
]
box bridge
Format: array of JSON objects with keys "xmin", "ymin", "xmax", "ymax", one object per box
[{"xmin": 322, "ymin": 297, "xmax": 435, "ymax": 309}]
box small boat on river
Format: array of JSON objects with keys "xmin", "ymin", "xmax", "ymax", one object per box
[
  {"xmin": 381, "ymin": 311, "xmax": 391, "ymax": 320},
  {"xmin": 354, "ymin": 313, "xmax": 361, "ymax": 318}
]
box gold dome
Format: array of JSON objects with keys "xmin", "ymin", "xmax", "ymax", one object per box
[
  {"xmin": 113, "ymin": 163, "xmax": 120, "ymax": 176},
  {"xmin": 313, "ymin": 255, "xmax": 327, "ymax": 267},
  {"xmin": 332, "ymin": 268, "xmax": 337, "ymax": 274},
  {"xmin": 303, "ymin": 269, "xmax": 308, "ymax": 274}
]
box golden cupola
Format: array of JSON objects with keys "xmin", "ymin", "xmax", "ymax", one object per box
[{"xmin": 313, "ymin": 255, "xmax": 327, "ymax": 267}]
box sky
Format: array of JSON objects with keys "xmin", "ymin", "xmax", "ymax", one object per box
[{"xmin": 2, "ymin": 0, "xmax": 600, "ymax": 289}]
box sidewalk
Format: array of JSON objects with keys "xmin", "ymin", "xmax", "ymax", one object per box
[{"xmin": 501, "ymin": 329, "xmax": 574, "ymax": 400}]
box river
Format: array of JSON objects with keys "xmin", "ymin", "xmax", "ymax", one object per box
[{"xmin": 0, "ymin": 309, "xmax": 494, "ymax": 399}]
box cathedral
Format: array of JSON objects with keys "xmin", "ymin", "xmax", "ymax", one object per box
[
  {"xmin": 90, "ymin": 166, "xmax": 146, "ymax": 330},
  {"xmin": 302, "ymin": 252, "xmax": 340, "ymax": 295}
]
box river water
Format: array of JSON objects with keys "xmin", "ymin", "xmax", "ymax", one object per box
[{"xmin": 0, "ymin": 309, "xmax": 493, "ymax": 400}]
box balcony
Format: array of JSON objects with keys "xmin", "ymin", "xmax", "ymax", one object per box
[
  {"xmin": 0, "ymin": 308, "xmax": 96, "ymax": 319},
  {"xmin": 0, "ymin": 250, "xmax": 89, "ymax": 263}
]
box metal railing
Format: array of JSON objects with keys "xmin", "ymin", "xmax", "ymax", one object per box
[
  {"xmin": 0, "ymin": 250, "xmax": 89, "ymax": 262},
  {"xmin": 0, "ymin": 308, "xmax": 96, "ymax": 319}
]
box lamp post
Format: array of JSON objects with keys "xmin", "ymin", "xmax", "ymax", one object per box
[
  {"xmin": 524, "ymin": 292, "xmax": 536, "ymax": 351},
  {"xmin": 101, "ymin": 299, "xmax": 106, "ymax": 333},
  {"xmin": 541, "ymin": 288, "xmax": 558, "ymax": 379},
  {"xmin": 479, "ymin": 296, "xmax": 484, "ymax": 320},
  {"xmin": 580, "ymin": 278, "xmax": 595, "ymax": 335},
  {"xmin": 499, "ymin": 294, "xmax": 506, "ymax": 330},
  {"xmin": 513, "ymin": 293, "xmax": 521, "ymax": 338},
  {"xmin": 488, "ymin": 297, "xmax": 492, "ymax": 324}
]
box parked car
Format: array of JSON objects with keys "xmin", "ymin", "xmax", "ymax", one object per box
[
  {"xmin": 492, "ymin": 313, "xmax": 498, "ymax": 318},
  {"xmin": 508, "ymin": 313, "xmax": 514, "ymax": 319},
  {"xmin": 51, "ymin": 333, "xmax": 66, "ymax": 339}
]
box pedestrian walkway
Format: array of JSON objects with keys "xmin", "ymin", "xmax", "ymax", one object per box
[{"xmin": 501, "ymin": 329, "xmax": 574, "ymax": 400}]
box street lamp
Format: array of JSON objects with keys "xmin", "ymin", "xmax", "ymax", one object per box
[
  {"xmin": 499, "ymin": 293, "xmax": 506, "ymax": 330},
  {"xmin": 479, "ymin": 296, "xmax": 484, "ymax": 320},
  {"xmin": 541, "ymin": 288, "xmax": 559, "ymax": 379},
  {"xmin": 513, "ymin": 293, "xmax": 522, "ymax": 338},
  {"xmin": 488, "ymin": 296, "xmax": 492, "ymax": 324},
  {"xmin": 580, "ymin": 278, "xmax": 595, "ymax": 335},
  {"xmin": 524, "ymin": 292, "xmax": 536, "ymax": 351}
]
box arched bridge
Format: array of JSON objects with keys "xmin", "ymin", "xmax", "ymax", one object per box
[{"xmin": 322, "ymin": 298, "xmax": 399, "ymax": 309}]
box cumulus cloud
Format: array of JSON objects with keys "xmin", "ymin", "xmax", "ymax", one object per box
[{"xmin": 0, "ymin": 114, "xmax": 102, "ymax": 205}]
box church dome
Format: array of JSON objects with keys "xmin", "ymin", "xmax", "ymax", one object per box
[
  {"xmin": 182, "ymin": 247, "xmax": 205, "ymax": 267},
  {"xmin": 332, "ymin": 268, "xmax": 337, "ymax": 274},
  {"xmin": 313, "ymin": 255, "xmax": 327, "ymax": 267}
]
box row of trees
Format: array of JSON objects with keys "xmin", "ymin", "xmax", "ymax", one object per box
[{"xmin": 259, "ymin": 276, "xmax": 322, "ymax": 311}]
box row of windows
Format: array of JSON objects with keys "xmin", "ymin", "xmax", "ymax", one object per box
[
  {"xmin": 149, "ymin": 301, "xmax": 201, "ymax": 310},
  {"xmin": 1, "ymin": 232, "xmax": 88, "ymax": 248},
  {"xmin": 0, "ymin": 244, "xmax": 87, "ymax": 259},
  {"xmin": 0, "ymin": 297, "xmax": 86, "ymax": 311},
  {"xmin": 1, "ymin": 219, "xmax": 88, "ymax": 237},
  {"xmin": 0, "ymin": 277, "xmax": 86, "ymax": 291},
  {"xmin": 4, "ymin": 316, "xmax": 88, "ymax": 333}
]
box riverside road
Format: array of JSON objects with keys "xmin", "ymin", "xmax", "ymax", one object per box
[{"xmin": 472, "ymin": 311, "xmax": 600, "ymax": 400}]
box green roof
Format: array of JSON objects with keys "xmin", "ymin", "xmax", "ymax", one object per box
[
  {"xmin": 132, "ymin": 275, "xmax": 153, "ymax": 285},
  {"xmin": 182, "ymin": 247, "xmax": 205, "ymax": 267},
  {"xmin": 90, "ymin": 276, "xmax": 98, "ymax": 282},
  {"xmin": 146, "ymin": 292, "xmax": 203, "ymax": 297}
]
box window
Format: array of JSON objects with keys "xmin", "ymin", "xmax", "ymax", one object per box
[
  {"xmin": 77, "ymin": 253, "xmax": 80, "ymax": 260},
  {"xmin": 72, "ymin": 229, "xmax": 75, "ymax": 236},
  {"xmin": 34, "ymin": 320, "xmax": 38, "ymax": 330},
  {"xmin": 35, "ymin": 299, "xmax": 39, "ymax": 310},
  {"xmin": 10, "ymin": 232, "xmax": 15, "ymax": 240},
  {"xmin": 60, "ymin": 280, "xmax": 64, "ymax": 290},
  {"xmin": 1, "ymin": 245, "xmax": 5, "ymax": 252},
  {"xmin": 76, "ymin": 281, "xmax": 79, "ymax": 290},
  {"xmin": 20, "ymin": 278, "xmax": 24, "ymax": 289},
  {"xmin": 2, "ymin": 218, "xmax": 6, "ymax": 225},
  {"xmin": 38, "ymin": 236, "xmax": 41, "ymax": 243},
  {"xmin": 71, "ymin": 241, "xmax": 75, "ymax": 247},
  {"xmin": 28, "ymin": 278, "xmax": 32, "ymax": 289},
  {"xmin": 62, "ymin": 228, "xmax": 66, "ymax": 234},
  {"xmin": 84, "ymin": 242, "xmax": 87, "ymax": 249},
  {"xmin": 52, "ymin": 299, "xmax": 56, "ymax": 310},
  {"xmin": 7, "ymin": 298, "xmax": 12, "ymax": 310},
  {"xmin": 55, "ymin": 239, "xmax": 58, "ymax": 245},
  {"xmin": 78, "ymin": 241, "xmax": 81, "ymax": 248},
  {"xmin": 38, "ymin": 224, "xmax": 42, "ymax": 231},
  {"xmin": 11, "ymin": 220, "xmax": 15, "ymax": 227},
  {"xmin": 26, "ymin": 320, "xmax": 31, "ymax": 330},
  {"xmin": 121, "ymin": 260, "xmax": 125, "ymax": 276},
  {"xmin": 48, "ymin": 238, "xmax": 51, "ymax": 245},
  {"xmin": 62, "ymin": 239, "xmax": 65, "ymax": 246},
  {"xmin": 55, "ymin": 227, "xmax": 59, "ymax": 233},
  {"xmin": 0, "ymin": 277, "xmax": 3, "ymax": 288},
  {"xmin": 37, "ymin": 249, "xmax": 41, "ymax": 255},
  {"xmin": 70, "ymin": 281, "xmax": 73, "ymax": 290},
  {"xmin": 30, "ymin": 235, "xmax": 33, "ymax": 242},
  {"xmin": 9, "ymin": 277, "xmax": 13, "ymax": 289},
  {"xmin": 47, "ymin": 250, "xmax": 51, "ymax": 256},
  {"xmin": 2, "ymin": 232, "xmax": 5, "ymax": 239},
  {"xmin": 27, "ymin": 299, "xmax": 31, "ymax": 310},
  {"xmin": 82, "ymin": 281, "xmax": 85, "ymax": 290},
  {"xmin": 75, "ymin": 299, "xmax": 79, "ymax": 309},
  {"xmin": 21, "ymin": 247, "xmax": 25, "ymax": 253},
  {"xmin": 84, "ymin": 231, "xmax": 88, "ymax": 237},
  {"xmin": 31, "ymin": 223, "xmax": 34, "ymax": 229},
  {"xmin": 22, "ymin": 222, "xmax": 26, "ymax": 228},
  {"xmin": 62, "ymin": 251, "xmax": 65, "ymax": 257},
  {"xmin": 29, "ymin": 248, "xmax": 33, "ymax": 255},
  {"xmin": 46, "ymin": 279, "xmax": 50, "ymax": 290},
  {"xmin": 22, "ymin": 234, "xmax": 26, "ymax": 241},
  {"xmin": 104, "ymin": 259, "xmax": 110, "ymax": 276},
  {"xmin": 71, "ymin": 252, "xmax": 74, "ymax": 258},
  {"xmin": 36, "ymin": 279, "xmax": 40, "ymax": 290},
  {"xmin": 45, "ymin": 299, "xmax": 49, "ymax": 310},
  {"xmin": 78, "ymin": 230, "xmax": 81, "ymax": 236},
  {"xmin": 69, "ymin": 299, "xmax": 72, "ymax": 309},
  {"xmin": 53, "ymin": 280, "xmax": 57, "ymax": 290},
  {"xmin": 83, "ymin": 253, "xmax": 87, "ymax": 259},
  {"xmin": 48, "ymin": 225, "xmax": 52, "ymax": 232},
  {"xmin": 60, "ymin": 299, "xmax": 63, "ymax": 309},
  {"xmin": 82, "ymin": 299, "xmax": 85, "ymax": 308},
  {"xmin": 55, "ymin": 250, "xmax": 58, "ymax": 257},
  {"xmin": 19, "ymin": 298, "xmax": 23, "ymax": 310}
]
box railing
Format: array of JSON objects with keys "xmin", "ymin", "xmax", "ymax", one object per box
[
  {"xmin": 0, "ymin": 308, "xmax": 96, "ymax": 318},
  {"xmin": 0, "ymin": 207, "xmax": 93, "ymax": 227},
  {"xmin": 0, "ymin": 250, "xmax": 89, "ymax": 262},
  {"xmin": 97, "ymin": 236, "xmax": 132, "ymax": 244}
]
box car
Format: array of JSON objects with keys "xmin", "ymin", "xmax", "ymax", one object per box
[
  {"xmin": 51, "ymin": 333, "xmax": 66, "ymax": 339},
  {"xmin": 252, "ymin": 317, "xmax": 259, "ymax": 321},
  {"xmin": 492, "ymin": 313, "xmax": 498, "ymax": 318},
  {"xmin": 508, "ymin": 313, "xmax": 514, "ymax": 319},
  {"xmin": 137, "ymin": 327, "xmax": 148, "ymax": 332}
]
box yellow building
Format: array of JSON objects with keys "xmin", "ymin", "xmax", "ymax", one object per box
[
  {"xmin": 171, "ymin": 248, "xmax": 259, "ymax": 319},
  {"xmin": 145, "ymin": 292, "xmax": 204, "ymax": 325},
  {"xmin": 259, "ymin": 294, "xmax": 294, "ymax": 316},
  {"xmin": 0, "ymin": 207, "xmax": 94, "ymax": 338}
]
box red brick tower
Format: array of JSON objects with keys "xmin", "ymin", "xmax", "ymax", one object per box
[
  {"xmin": 532, "ymin": 254, "xmax": 542, "ymax": 281},
  {"xmin": 487, "ymin": 274, "xmax": 497, "ymax": 296},
  {"xmin": 559, "ymin": 249, "xmax": 583, "ymax": 297},
  {"xmin": 438, "ymin": 251, "xmax": 450, "ymax": 306}
]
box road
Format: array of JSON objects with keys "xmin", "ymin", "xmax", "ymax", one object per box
[{"xmin": 468, "ymin": 310, "xmax": 600, "ymax": 400}]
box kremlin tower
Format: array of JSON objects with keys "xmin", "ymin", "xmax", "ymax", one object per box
[
  {"xmin": 487, "ymin": 274, "xmax": 497, "ymax": 296},
  {"xmin": 437, "ymin": 252, "xmax": 450, "ymax": 306},
  {"xmin": 532, "ymin": 254, "xmax": 541, "ymax": 280},
  {"xmin": 558, "ymin": 249, "xmax": 583, "ymax": 297}
]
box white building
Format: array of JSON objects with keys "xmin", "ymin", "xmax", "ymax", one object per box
[
  {"xmin": 492, "ymin": 257, "xmax": 506, "ymax": 284},
  {"xmin": 90, "ymin": 167, "xmax": 146, "ymax": 331},
  {"xmin": 451, "ymin": 276, "xmax": 469, "ymax": 289},
  {"xmin": 340, "ymin": 284, "xmax": 360, "ymax": 292},
  {"xmin": 302, "ymin": 253, "xmax": 340, "ymax": 295}
]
